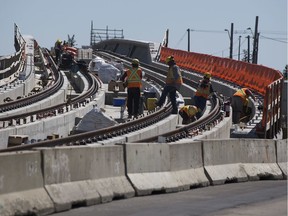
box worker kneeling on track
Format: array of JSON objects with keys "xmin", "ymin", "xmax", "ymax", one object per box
[{"xmin": 179, "ymin": 105, "xmax": 199, "ymax": 125}]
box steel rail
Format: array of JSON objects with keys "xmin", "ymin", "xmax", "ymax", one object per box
[
  {"xmin": 0, "ymin": 51, "xmax": 99, "ymax": 124},
  {"xmin": 0, "ymin": 54, "xmax": 225, "ymax": 152},
  {"xmin": 137, "ymin": 96, "xmax": 223, "ymax": 143},
  {"xmin": 0, "ymin": 48, "xmax": 63, "ymax": 112}
]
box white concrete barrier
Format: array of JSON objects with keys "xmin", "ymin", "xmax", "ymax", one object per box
[
  {"xmin": 169, "ymin": 142, "xmax": 210, "ymax": 189},
  {"xmin": 40, "ymin": 145, "xmax": 134, "ymax": 212},
  {"xmin": 0, "ymin": 151, "xmax": 54, "ymax": 216},
  {"xmin": 276, "ymin": 139, "xmax": 287, "ymax": 178},
  {"xmin": 124, "ymin": 142, "xmax": 209, "ymax": 196},
  {"xmin": 203, "ymin": 139, "xmax": 284, "ymax": 185}
]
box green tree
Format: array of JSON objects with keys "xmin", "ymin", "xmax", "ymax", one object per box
[{"xmin": 67, "ymin": 34, "xmax": 76, "ymax": 47}]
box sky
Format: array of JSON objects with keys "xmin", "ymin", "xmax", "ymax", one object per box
[{"xmin": 0, "ymin": 0, "xmax": 287, "ymax": 71}]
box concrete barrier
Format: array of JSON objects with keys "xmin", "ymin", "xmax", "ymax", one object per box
[
  {"xmin": 276, "ymin": 139, "xmax": 287, "ymax": 178},
  {"xmin": 203, "ymin": 139, "xmax": 284, "ymax": 185},
  {"xmin": 40, "ymin": 145, "xmax": 135, "ymax": 212},
  {"xmin": 169, "ymin": 142, "xmax": 210, "ymax": 189},
  {"xmin": 124, "ymin": 142, "xmax": 209, "ymax": 196},
  {"xmin": 0, "ymin": 151, "xmax": 54, "ymax": 216}
]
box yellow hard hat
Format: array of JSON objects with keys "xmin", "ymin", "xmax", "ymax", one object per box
[
  {"xmin": 57, "ymin": 39, "xmax": 62, "ymax": 43},
  {"xmin": 188, "ymin": 105, "xmax": 198, "ymax": 116},
  {"xmin": 131, "ymin": 58, "xmax": 139, "ymax": 66},
  {"xmin": 204, "ymin": 72, "xmax": 212, "ymax": 79},
  {"xmin": 165, "ymin": 55, "xmax": 174, "ymax": 64}
]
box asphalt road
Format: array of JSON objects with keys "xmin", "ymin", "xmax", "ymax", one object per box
[{"xmin": 50, "ymin": 180, "xmax": 287, "ymax": 216}]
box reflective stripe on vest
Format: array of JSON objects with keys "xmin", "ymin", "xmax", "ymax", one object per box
[
  {"xmin": 127, "ymin": 68, "xmax": 142, "ymax": 88},
  {"xmin": 233, "ymin": 88, "xmax": 249, "ymax": 105}
]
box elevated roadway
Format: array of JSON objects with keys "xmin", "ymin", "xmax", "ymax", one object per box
[{"xmin": 0, "ymin": 34, "xmax": 286, "ymax": 216}]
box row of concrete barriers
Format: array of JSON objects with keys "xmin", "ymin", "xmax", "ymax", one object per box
[{"xmin": 0, "ymin": 138, "xmax": 286, "ymax": 216}]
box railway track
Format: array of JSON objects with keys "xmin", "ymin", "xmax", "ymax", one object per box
[
  {"xmin": 0, "ymin": 49, "xmax": 100, "ymax": 127},
  {"xmin": 0, "ymin": 48, "xmax": 62, "ymax": 113},
  {"xmin": 0, "ymin": 51, "xmax": 226, "ymax": 152}
]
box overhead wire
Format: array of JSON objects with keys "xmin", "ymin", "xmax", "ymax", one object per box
[
  {"xmin": 173, "ymin": 29, "xmax": 287, "ymax": 58},
  {"xmin": 259, "ymin": 35, "xmax": 287, "ymax": 43},
  {"xmin": 174, "ymin": 31, "xmax": 187, "ymax": 48}
]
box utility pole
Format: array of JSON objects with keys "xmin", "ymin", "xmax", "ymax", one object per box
[
  {"xmin": 187, "ymin": 28, "xmax": 190, "ymax": 52},
  {"xmin": 225, "ymin": 23, "xmax": 234, "ymax": 59},
  {"xmin": 247, "ymin": 35, "xmax": 250, "ymax": 63},
  {"xmin": 230, "ymin": 23, "xmax": 234, "ymax": 59},
  {"xmin": 238, "ymin": 35, "xmax": 242, "ymax": 61},
  {"xmin": 90, "ymin": 21, "xmax": 93, "ymax": 46},
  {"xmin": 252, "ymin": 16, "xmax": 259, "ymax": 64},
  {"xmin": 165, "ymin": 29, "xmax": 169, "ymax": 47}
]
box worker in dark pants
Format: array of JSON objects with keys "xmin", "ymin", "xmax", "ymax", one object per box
[
  {"xmin": 121, "ymin": 59, "xmax": 143, "ymax": 118},
  {"xmin": 156, "ymin": 55, "xmax": 183, "ymax": 114},
  {"xmin": 193, "ymin": 72, "xmax": 215, "ymax": 119},
  {"xmin": 231, "ymin": 88, "xmax": 256, "ymax": 124},
  {"xmin": 54, "ymin": 39, "xmax": 63, "ymax": 64}
]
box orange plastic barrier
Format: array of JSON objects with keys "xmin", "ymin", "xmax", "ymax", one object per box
[
  {"xmin": 160, "ymin": 46, "xmax": 282, "ymax": 96},
  {"xmin": 160, "ymin": 46, "xmax": 284, "ymax": 138}
]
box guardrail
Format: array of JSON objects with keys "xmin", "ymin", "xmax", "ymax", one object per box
[
  {"xmin": 0, "ymin": 24, "xmax": 26, "ymax": 84},
  {"xmin": 160, "ymin": 47, "xmax": 284, "ymax": 139}
]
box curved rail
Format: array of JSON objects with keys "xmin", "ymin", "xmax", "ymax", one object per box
[
  {"xmin": 137, "ymin": 96, "xmax": 223, "ymax": 143},
  {"xmin": 0, "ymin": 48, "xmax": 63, "ymax": 112},
  {"xmin": 0, "ymin": 50, "xmax": 99, "ymax": 126},
  {"xmin": 0, "ymin": 53, "xmax": 225, "ymax": 152}
]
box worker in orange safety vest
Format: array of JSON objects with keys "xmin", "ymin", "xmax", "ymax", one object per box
[
  {"xmin": 156, "ymin": 55, "xmax": 183, "ymax": 114},
  {"xmin": 121, "ymin": 58, "xmax": 143, "ymax": 118},
  {"xmin": 193, "ymin": 72, "xmax": 215, "ymax": 119},
  {"xmin": 231, "ymin": 88, "xmax": 256, "ymax": 124}
]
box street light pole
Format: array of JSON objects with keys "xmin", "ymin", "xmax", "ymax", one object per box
[
  {"xmin": 252, "ymin": 16, "xmax": 259, "ymax": 64},
  {"xmin": 246, "ymin": 27, "xmax": 254, "ymax": 63},
  {"xmin": 187, "ymin": 28, "xmax": 190, "ymax": 52},
  {"xmin": 238, "ymin": 35, "xmax": 242, "ymax": 60}
]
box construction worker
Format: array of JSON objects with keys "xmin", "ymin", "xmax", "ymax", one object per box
[
  {"xmin": 121, "ymin": 58, "xmax": 143, "ymax": 118},
  {"xmin": 156, "ymin": 55, "xmax": 183, "ymax": 114},
  {"xmin": 193, "ymin": 72, "xmax": 215, "ymax": 119},
  {"xmin": 179, "ymin": 105, "xmax": 199, "ymax": 124},
  {"xmin": 54, "ymin": 39, "xmax": 63, "ymax": 64},
  {"xmin": 231, "ymin": 88, "xmax": 256, "ymax": 124}
]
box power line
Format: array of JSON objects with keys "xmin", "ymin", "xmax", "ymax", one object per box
[
  {"xmin": 174, "ymin": 28, "xmax": 287, "ymax": 58},
  {"xmin": 259, "ymin": 35, "xmax": 287, "ymax": 43},
  {"xmin": 189, "ymin": 29, "xmax": 286, "ymax": 36},
  {"xmin": 174, "ymin": 31, "xmax": 187, "ymax": 47}
]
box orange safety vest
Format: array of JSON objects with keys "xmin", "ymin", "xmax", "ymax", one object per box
[
  {"xmin": 233, "ymin": 88, "xmax": 249, "ymax": 106},
  {"xmin": 166, "ymin": 65, "xmax": 183, "ymax": 86},
  {"xmin": 195, "ymin": 80, "xmax": 211, "ymax": 99},
  {"xmin": 126, "ymin": 68, "xmax": 142, "ymax": 88}
]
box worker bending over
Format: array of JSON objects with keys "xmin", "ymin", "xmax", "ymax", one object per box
[
  {"xmin": 179, "ymin": 105, "xmax": 199, "ymax": 124},
  {"xmin": 231, "ymin": 88, "xmax": 256, "ymax": 124}
]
